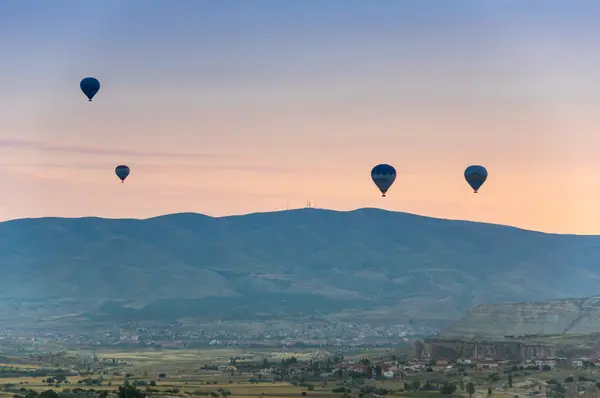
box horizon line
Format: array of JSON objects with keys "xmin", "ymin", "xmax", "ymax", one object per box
[{"xmin": 0, "ymin": 207, "xmax": 595, "ymax": 237}]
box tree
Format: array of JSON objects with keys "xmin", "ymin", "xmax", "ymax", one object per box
[
  {"xmin": 410, "ymin": 379, "xmax": 421, "ymax": 391},
  {"xmin": 488, "ymin": 387, "xmax": 492, "ymax": 396},
  {"xmin": 440, "ymin": 382, "xmax": 457, "ymax": 394},
  {"xmin": 335, "ymin": 368, "xmax": 343, "ymax": 379},
  {"xmin": 118, "ymin": 384, "xmax": 146, "ymax": 398},
  {"xmin": 466, "ymin": 382, "xmax": 475, "ymax": 398},
  {"xmin": 508, "ymin": 373, "xmax": 513, "ymax": 388},
  {"xmin": 459, "ymin": 380, "xmax": 465, "ymax": 391},
  {"xmin": 38, "ymin": 391, "xmax": 58, "ymax": 398},
  {"xmin": 262, "ymin": 358, "xmax": 269, "ymax": 368},
  {"xmin": 374, "ymin": 366, "xmax": 383, "ymax": 379}
]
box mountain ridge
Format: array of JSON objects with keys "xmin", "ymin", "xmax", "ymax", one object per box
[
  {"xmin": 3, "ymin": 207, "xmax": 586, "ymax": 236},
  {"xmin": 1, "ymin": 207, "xmax": 600, "ymax": 327}
]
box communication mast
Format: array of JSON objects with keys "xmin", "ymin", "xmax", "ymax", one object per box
[{"xmin": 304, "ymin": 200, "xmax": 318, "ymax": 209}]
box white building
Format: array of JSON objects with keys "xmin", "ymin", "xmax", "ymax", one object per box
[{"xmin": 571, "ymin": 360, "xmax": 584, "ymax": 368}]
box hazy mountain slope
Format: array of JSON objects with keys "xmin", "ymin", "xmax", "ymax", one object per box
[{"xmin": 1, "ymin": 208, "xmax": 600, "ymax": 324}]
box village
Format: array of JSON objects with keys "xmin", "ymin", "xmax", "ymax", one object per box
[
  {"xmin": 4, "ymin": 342, "xmax": 600, "ymax": 398},
  {"xmin": 258, "ymin": 355, "xmax": 600, "ymax": 379},
  {"xmin": 0, "ymin": 321, "xmax": 438, "ymax": 350}
]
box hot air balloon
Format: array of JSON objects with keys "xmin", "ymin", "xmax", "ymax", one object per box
[
  {"xmin": 371, "ymin": 164, "xmax": 396, "ymax": 197},
  {"xmin": 464, "ymin": 165, "xmax": 487, "ymax": 193},
  {"xmin": 80, "ymin": 77, "xmax": 100, "ymax": 101},
  {"xmin": 115, "ymin": 165, "xmax": 130, "ymax": 183}
]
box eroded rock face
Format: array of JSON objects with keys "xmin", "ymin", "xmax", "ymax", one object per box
[
  {"xmin": 418, "ymin": 296, "xmax": 600, "ymax": 361},
  {"xmin": 416, "ymin": 339, "xmax": 555, "ymax": 360},
  {"xmin": 439, "ymin": 296, "xmax": 600, "ymax": 340}
]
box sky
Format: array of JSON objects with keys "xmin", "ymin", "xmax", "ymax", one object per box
[{"xmin": 0, "ymin": 0, "xmax": 599, "ymax": 234}]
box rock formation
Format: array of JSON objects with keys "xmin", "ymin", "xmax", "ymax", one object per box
[{"xmin": 416, "ymin": 338, "xmax": 555, "ymax": 360}]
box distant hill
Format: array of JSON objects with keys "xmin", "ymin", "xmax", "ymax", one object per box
[
  {"xmin": 440, "ymin": 296, "xmax": 600, "ymax": 340},
  {"xmin": 2, "ymin": 207, "xmax": 600, "ymax": 326}
]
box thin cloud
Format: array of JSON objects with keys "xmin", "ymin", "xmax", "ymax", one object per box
[
  {"xmin": 0, "ymin": 161, "xmax": 307, "ymax": 174},
  {"xmin": 0, "ymin": 138, "xmax": 235, "ymax": 159}
]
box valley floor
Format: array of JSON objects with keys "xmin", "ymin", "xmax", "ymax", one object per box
[{"xmin": 0, "ymin": 347, "xmax": 595, "ymax": 398}]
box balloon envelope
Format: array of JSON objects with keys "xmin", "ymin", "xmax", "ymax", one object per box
[
  {"xmin": 464, "ymin": 165, "xmax": 487, "ymax": 193},
  {"xmin": 80, "ymin": 77, "xmax": 100, "ymax": 101},
  {"xmin": 115, "ymin": 165, "xmax": 130, "ymax": 182},
  {"xmin": 371, "ymin": 164, "xmax": 396, "ymax": 197}
]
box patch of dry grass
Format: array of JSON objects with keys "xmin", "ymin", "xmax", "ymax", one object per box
[
  {"xmin": 0, "ymin": 376, "xmax": 338, "ymax": 398},
  {"xmin": 0, "ymin": 364, "xmax": 42, "ymax": 370}
]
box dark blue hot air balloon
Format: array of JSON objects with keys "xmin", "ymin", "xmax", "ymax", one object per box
[
  {"xmin": 371, "ymin": 164, "xmax": 397, "ymax": 197},
  {"xmin": 80, "ymin": 77, "xmax": 100, "ymax": 102},
  {"xmin": 464, "ymin": 165, "xmax": 488, "ymax": 193},
  {"xmin": 115, "ymin": 165, "xmax": 130, "ymax": 183}
]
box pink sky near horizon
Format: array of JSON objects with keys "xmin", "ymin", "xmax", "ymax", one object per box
[{"xmin": 1, "ymin": 1, "xmax": 599, "ymax": 234}]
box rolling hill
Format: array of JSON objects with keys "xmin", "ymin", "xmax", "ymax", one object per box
[{"xmin": 2, "ymin": 207, "xmax": 600, "ymax": 326}]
